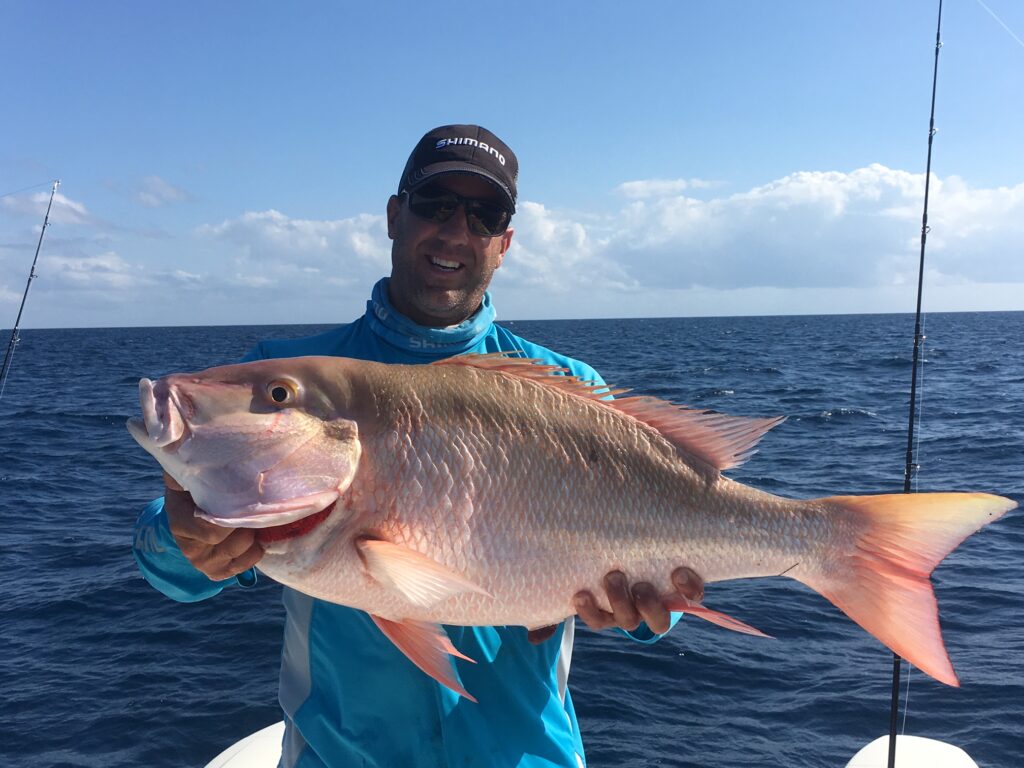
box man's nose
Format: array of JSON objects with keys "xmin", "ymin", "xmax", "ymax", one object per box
[{"xmin": 436, "ymin": 203, "xmax": 472, "ymax": 242}]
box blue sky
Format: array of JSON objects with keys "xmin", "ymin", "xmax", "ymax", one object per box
[{"xmin": 2, "ymin": 0, "xmax": 1022, "ymax": 328}]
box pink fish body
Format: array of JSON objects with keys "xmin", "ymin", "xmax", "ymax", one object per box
[{"xmin": 128, "ymin": 354, "xmax": 1014, "ymax": 700}]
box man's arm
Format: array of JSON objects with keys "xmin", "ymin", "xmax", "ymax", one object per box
[{"xmin": 132, "ymin": 475, "xmax": 262, "ymax": 602}]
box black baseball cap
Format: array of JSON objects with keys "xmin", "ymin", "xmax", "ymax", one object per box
[{"xmin": 398, "ymin": 124, "xmax": 518, "ymax": 214}]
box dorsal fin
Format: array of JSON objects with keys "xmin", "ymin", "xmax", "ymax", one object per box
[
  {"xmin": 434, "ymin": 353, "xmax": 785, "ymax": 473},
  {"xmin": 607, "ymin": 396, "xmax": 785, "ymax": 472}
]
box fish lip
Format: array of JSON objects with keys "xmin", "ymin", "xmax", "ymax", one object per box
[
  {"xmin": 195, "ymin": 489, "xmax": 341, "ymax": 529},
  {"xmin": 137, "ymin": 377, "xmax": 187, "ymax": 450},
  {"xmin": 126, "ymin": 416, "xmax": 148, "ymax": 443},
  {"xmin": 198, "ymin": 509, "xmax": 307, "ymax": 528},
  {"xmin": 127, "ymin": 411, "xmax": 190, "ymax": 455}
]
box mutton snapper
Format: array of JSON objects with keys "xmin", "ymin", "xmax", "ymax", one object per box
[{"xmin": 127, "ymin": 353, "xmax": 1014, "ymax": 701}]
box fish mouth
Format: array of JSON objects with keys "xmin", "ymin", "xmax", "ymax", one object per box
[
  {"xmin": 195, "ymin": 488, "xmax": 341, "ymax": 529},
  {"xmin": 130, "ymin": 377, "xmax": 190, "ymax": 452},
  {"xmin": 256, "ymin": 501, "xmax": 337, "ymax": 544}
]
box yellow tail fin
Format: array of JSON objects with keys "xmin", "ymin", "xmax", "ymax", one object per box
[{"xmin": 798, "ymin": 492, "xmax": 1014, "ymax": 686}]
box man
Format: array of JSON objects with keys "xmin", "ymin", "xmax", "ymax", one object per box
[{"xmin": 133, "ymin": 125, "xmax": 702, "ymax": 768}]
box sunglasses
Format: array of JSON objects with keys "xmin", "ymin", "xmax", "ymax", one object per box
[{"xmin": 404, "ymin": 185, "xmax": 512, "ymax": 237}]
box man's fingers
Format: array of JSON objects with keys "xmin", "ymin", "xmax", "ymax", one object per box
[
  {"xmin": 527, "ymin": 625, "xmax": 558, "ymax": 645},
  {"xmin": 574, "ymin": 590, "xmax": 616, "ymax": 631},
  {"xmin": 173, "ymin": 516, "xmax": 236, "ymax": 547},
  {"xmin": 632, "ymin": 581, "xmax": 671, "ymax": 635},
  {"xmin": 159, "ymin": 478, "xmax": 261, "ymax": 579},
  {"xmin": 164, "ymin": 489, "xmax": 234, "ymax": 547},
  {"xmin": 223, "ymin": 537, "xmax": 264, "ymax": 578},
  {"xmin": 574, "ymin": 566, "xmax": 706, "ymax": 634},
  {"xmin": 671, "ymin": 566, "xmax": 705, "ymax": 602},
  {"xmin": 162, "ymin": 474, "xmax": 230, "ymax": 547},
  {"xmin": 216, "ymin": 527, "xmax": 261, "ymax": 561},
  {"xmin": 190, "ymin": 529, "xmax": 263, "ymax": 581},
  {"xmin": 603, "ymin": 571, "xmax": 641, "ymax": 631}
]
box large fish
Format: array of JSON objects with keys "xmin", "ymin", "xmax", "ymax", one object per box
[{"xmin": 127, "ymin": 353, "xmax": 1014, "ymax": 700}]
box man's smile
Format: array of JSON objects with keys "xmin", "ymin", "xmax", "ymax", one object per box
[{"xmin": 428, "ymin": 255, "xmax": 465, "ymax": 272}]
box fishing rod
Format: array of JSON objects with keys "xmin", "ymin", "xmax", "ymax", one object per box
[
  {"xmin": 887, "ymin": 2, "xmax": 943, "ymax": 766},
  {"xmin": 0, "ymin": 179, "xmax": 60, "ymax": 400}
]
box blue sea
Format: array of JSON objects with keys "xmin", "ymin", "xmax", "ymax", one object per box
[{"xmin": 1, "ymin": 313, "xmax": 1021, "ymax": 768}]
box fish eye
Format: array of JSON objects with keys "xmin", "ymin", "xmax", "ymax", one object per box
[{"xmin": 266, "ymin": 380, "xmax": 298, "ymax": 405}]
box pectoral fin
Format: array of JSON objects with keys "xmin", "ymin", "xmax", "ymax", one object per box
[
  {"xmin": 370, "ymin": 614, "xmax": 477, "ymax": 702},
  {"xmin": 357, "ymin": 538, "xmax": 491, "ymax": 608}
]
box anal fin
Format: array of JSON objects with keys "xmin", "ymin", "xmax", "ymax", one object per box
[
  {"xmin": 370, "ymin": 614, "xmax": 477, "ymax": 702},
  {"xmin": 662, "ymin": 595, "xmax": 772, "ymax": 638}
]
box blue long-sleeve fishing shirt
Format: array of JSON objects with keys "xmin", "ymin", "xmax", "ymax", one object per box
[{"xmin": 133, "ymin": 278, "xmax": 679, "ymax": 768}]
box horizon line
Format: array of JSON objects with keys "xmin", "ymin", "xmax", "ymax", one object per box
[{"xmin": 5, "ymin": 307, "xmax": 1021, "ymax": 334}]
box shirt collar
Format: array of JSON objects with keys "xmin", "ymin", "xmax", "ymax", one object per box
[{"xmin": 364, "ymin": 277, "xmax": 496, "ymax": 355}]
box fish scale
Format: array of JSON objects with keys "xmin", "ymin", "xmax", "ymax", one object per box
[
  {"xmin": 267, "ymin": 367, "xmax": 837, "ymax": 623},
  {"xmin": 127, "ymin": 353, "xmax": 1015, "ymax": 699}
]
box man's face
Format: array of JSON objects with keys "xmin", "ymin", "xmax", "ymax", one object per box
[{"xmin": 386, "ymin": 174, "xmax": 514, "ymax": 327}]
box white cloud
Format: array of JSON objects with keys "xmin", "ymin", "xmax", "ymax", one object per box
[
  {"xmin": 200, "ymin": 210, "xmax": 389, "ymax": 270},
  {"xmin": 1, "ymin": 191, "xmax": 98, "ymax": 227},
  {"xmin": 0, "ymin": 283, "xmax": 21, "ymax": 304},
  {"xmin": 10, "ymin": 164, "xmax": 1021, "ymax": 327},
  {"xmin": 615, "ymin": 178, "xmax": 721, "ymax": 199},
  {"xmin": 501, "ymin": 202, "xmax": 635, "ymax": 293},
  {"xmin": 167, "ymin": 166, "xmax": 1024, "ymax": 321},
  {"xmin": 136, "ymin": 176, "xmax": 190, "ymax": 208},
  {"xmin": 193, "ymin": 210, "xmax": 390, "ymax": 306},
  {"xmin": 232, "ymin": 273, "xmax": 275, "ymax": 288},
  {"xmin": 170, "ymin": 269, "xmax": 201, "ymax": 283},
  {"xmin": 41, "ymin": 251, "xmax": 150, "ymax": 290},
  {"xmin": 500, "ymin": 164, "xmax": 1024, "ymax": 301}
]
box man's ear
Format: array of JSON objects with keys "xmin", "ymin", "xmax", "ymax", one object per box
[
  {"xmin": 495, "ymin": 227, "xmax": 514, "ymax": 267},
  {"xmin": 386, "ymin": 195, "xmax": 401, "ymax": 239}
]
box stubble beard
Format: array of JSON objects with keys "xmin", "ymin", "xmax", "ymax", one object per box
[
  {"xmin": 412, "ymin": 278, "xmax": 490, "ymax": 327},
  {"xmin": 390, "ymin": 238, "xmax": 493, "ymax": 327}
]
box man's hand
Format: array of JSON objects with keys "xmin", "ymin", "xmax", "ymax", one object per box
[
  {"xmin": 163, "ymin": 473, "xmax": 263, "ymax": 581},
  {"xmin": 527, "ymin": 567, "xmax": 705, "ymax": 644}
]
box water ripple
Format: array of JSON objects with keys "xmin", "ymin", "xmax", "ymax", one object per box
[{"xmin": 1, "ymin": 314, "xmax": 1020, "ymax": 768}]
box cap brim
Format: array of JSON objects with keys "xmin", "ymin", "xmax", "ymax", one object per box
[{"xmin": 405, "ymin": 161, "xmax": 516, "ymax": 214}]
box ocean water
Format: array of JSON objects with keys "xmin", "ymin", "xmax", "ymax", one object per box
[{"xmin": 0, "ymin": 313, "xmax": 1021, "ymax": 768}]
